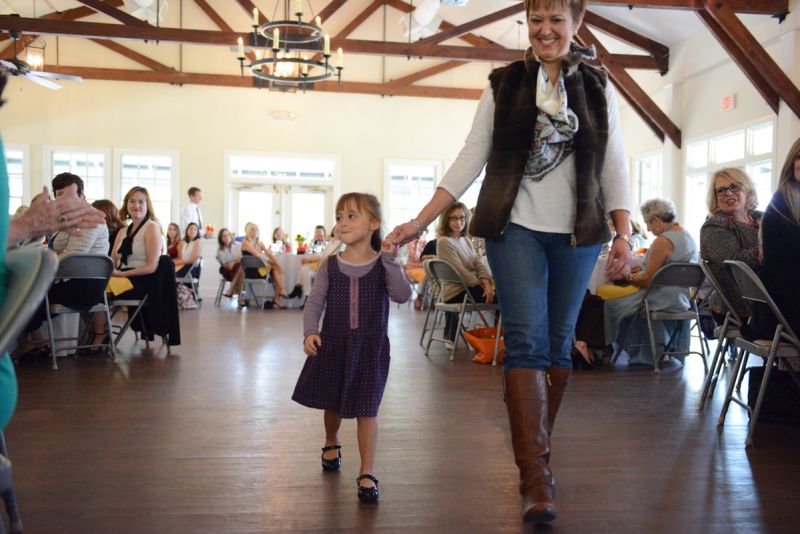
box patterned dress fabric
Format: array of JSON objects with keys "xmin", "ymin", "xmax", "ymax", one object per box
[{"xmin": 292, "ymin": 256, "xmax": 391, "ymax": 418}]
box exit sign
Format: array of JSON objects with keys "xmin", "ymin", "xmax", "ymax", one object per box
[{"xmin": 722, "ymin": 94, "xmax": 737, "ymax": 111}]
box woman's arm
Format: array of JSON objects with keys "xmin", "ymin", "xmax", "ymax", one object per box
[
  {"xmin": 437, "ymin": 237, "xmax": 481, "ymax": 287},
  {"xmin": 630, "ymin": 236, "xmax": 674, "ymax": 288},
  {"xmin": 174, "ymin": 241, "xmax": 189, "ymax": 267},
  {"xmin": 263, "ymin": 245, "xmax": 284, "ymax": 275},
  {"xmin": 111, "ymin": 225, "xmax": 125, "ymax": 267},
  {"xmin": 113, "ymin": 222, "xmax": 161, "ymax": 277}
]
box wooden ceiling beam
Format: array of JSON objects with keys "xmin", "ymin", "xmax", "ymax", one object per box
[
  {"xmin": 90, "ymin": 39, "xmax": 173, "ymax": 72},
  {"xmin": 416, "ymin": 3, "xmax": 524, "ymax": 46},
  {"xmin": 577, "ymin": 26, "xmax": 681, "ymax": 146},
  {"xmin": 42, "ymin": 65, "xmax": 482, "ymax": 100},
  {"xmin": 74, "ymin": 0, "xmax": 149, "ymax": 27},
  {"xmin": 583, "ymin": 11, "xmax": 668, "ymax": 73},
  {"xmin": 235, "ymin": 0, "xmax": 268, "ymax": 26},
  {"xmin": 388, "ymin": 60, "xmax": 465, "ymax": 85},
  {"xmin": 318, "ymin": 0, "xmax": 350, "ymax": 24},
  {"xmin": 0, "ymin": 0, "xmax": 124, "ymax": 42},
  {"xmin": 697, "ymin": 9, "xmax": 778, "ymax": 113},
  {"xmin": 193, "ymin": 0, "xmax": 233, "ymax": 32},
  {"xmin": 0, "ymin": 35, "xmax": 36, "ymax": 60},
  {"xmin": 590, "ymin": 0, "xmax": 786, "ymax": 15},
  {"xmin": 702, "ymin": 0, "xmax": 800, "ymax": 119}
]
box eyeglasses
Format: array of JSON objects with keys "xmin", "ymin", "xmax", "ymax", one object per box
[
  {"xmin": 714, "ymin": 183, "xmax": 742, "ymax": 196},
  {"xmin": 448, "ymin": 215, "xmax": 466, "ymax": 222}
]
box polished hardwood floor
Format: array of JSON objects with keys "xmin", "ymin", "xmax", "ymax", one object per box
[{"xmin": 6, "ymin": 302, "xmax": 800, "ymax": 533}]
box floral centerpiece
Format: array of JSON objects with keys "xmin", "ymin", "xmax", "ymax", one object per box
[{"xmin": 295, "ymin": 234, "xmax": 307, "ymax": 254}]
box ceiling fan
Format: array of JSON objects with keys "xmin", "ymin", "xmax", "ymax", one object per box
[{"xmin": 0, "ymin": 31, "xmax": 82, "ymax": 90}]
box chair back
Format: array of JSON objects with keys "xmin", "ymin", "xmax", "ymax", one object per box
[
  {"xmin": 56, "ymin": 253, "xmax": 114, "ymax": 280},
  {"xmin": 241, "ymin": 255, "xmax": 267, "ymax": 278},
  {"xmin": 649, "ymin": 262, "xmax": 705, "ymax": 290},
  {"xmin": 724, "ymin": 260, "xmax": 799, "ymax": 342},
  {"xmin": 700, "ymin": 260, "xmax": 743, "ymax": 325},
  {"xmin": 0, "ymin": 247, "xmax": 59, "ymax": 353}
]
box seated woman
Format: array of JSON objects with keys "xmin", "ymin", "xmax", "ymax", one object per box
[
  {"xmin": 309, "ymin": 224, "xmax": 328, "ymax": 254},
  {"xmin": 295, "ymin": 226, "xmax": 342, "ymax": 300},
  {"xmin": 92, "ymin": 199, "xmax": 125, "ymax": 256},
  {"xmin": 272, "ymin": 226, "xmax": 292, "ymax": 253},
  {"xmin": 745, "ymin": 138, "xmax": 800, "ymax": 340},
  {"xmin": 604, "ymin": 198, "xmax": 698, "ymax": 366},
  {"xmin": 174, "ymin": 222, "xmax": 202, "ymax": 279},
  {"xmin": 216, "ymin": 228, "xmax": 243, "ymax": 298},
  {"xmin": 241, "ymin": 222, "xmax": 287, "ymax": 308},
  {"xmin": 165, "ymin": 222, "xmax": 181, "ymax": 260},
  {"xmin": 700, "ymin": 168, "xmax": 762, "ymax": 323},
  {"xmin": 436, "ymin": 202, "xmax": 494, "ymax": 348}
]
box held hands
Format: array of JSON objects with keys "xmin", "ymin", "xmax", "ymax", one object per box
[
  {"xmin": 605, "ymin": 238, "xmax": 632, "ymax": 280},
  {"xmin": 381, "ymin": 238, "xmax": 398, "ymax": 256},
  {"xmin": 304, "ymin": 334, "xmax": 322, "ymax": 356},
  {"xmin": 386, "ymin": 221, "xmax": 419, "ymax": 247}
]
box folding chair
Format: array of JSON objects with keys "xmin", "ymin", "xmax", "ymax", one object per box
[
  {"xmin": 240, "ymin": 255, "xmax": 275, "ymax": 309},
  {"xmin": 43, "ymin": 254, "xmax": 117, "ymax": 370},
  {"xmin": 698, "ymin": 260, "xmax": 744, "ymax": 409},
  {"xmin": 424, "ymin": 259, "xmax": 501, "ymax": 361},
  {"xmin": 418, "ymin": 259, "xmax": 441, "ymax": 346},
  {"xmin": 214, "ymin": 278, "xmax": 228, "ymax": 307},
  {"xmin": 175, "ymin": 257, "xmax": 202, "ymax": 308},
  {"xmin": 718, "ymin": 260, "xmax": 800, "ymax": 446},
  {"xmin": 612, "ymin": 262, "xmax": 708, "ymax": 374},
  {"xmin": 0, "ymin": 246, "xmax": 58, "ymax": 534}
]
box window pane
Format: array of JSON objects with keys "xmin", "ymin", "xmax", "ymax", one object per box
[
  {"xmin": 51, "ymin": 150, "xmax": 106, "ymax": 201},
  {"xmin": 711, "ymin": 131, "xmax": 745, "ymax": 164},
  {"xmin": 230, "ymin": 154, "xmax": 334, "ymax": 181},
  {"xmin": 684, "ymin": 173, "xmax": 708, "ymax": 239},
  {"xmin": 5, "ymin": 148, "xmax": 24, "ymax": 215},
  {"xmin": 746, "ymin": 160, "xmax": 773, "ymax": 211},
  {"xmin": 290, "ymin": 191, "xmax": 326, "ymax": 244},
  {"xmin": 636, "ymin": 154, "xmax": 663, "ymax": 218},
  {"xmin": 687, "ymin": 140, "xmax": 708, "ymax": 169},
  {"xmin": 749, "ymin": 123, "xmax": 773, "ymax": 156},
  {"xmin": 120, "ymin": 154, "xmax": 173, "ymax": 222},
  {"xmin": 386, "ymin": 163, "xmax": 438, "ymax": 231}
]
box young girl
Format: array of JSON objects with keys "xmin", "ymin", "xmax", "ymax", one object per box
[{"xmin": 292, "ymin": 193, "xmax": 411, "ymax": 503}]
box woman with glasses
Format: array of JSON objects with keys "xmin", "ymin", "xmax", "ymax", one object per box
[
  {"xmin": 700, "ymin": 168, "xmax": 762, "ymax": 324},
  {"xmin": 435, "ymin": 202, "xmax": 494, "ymax": 348}
]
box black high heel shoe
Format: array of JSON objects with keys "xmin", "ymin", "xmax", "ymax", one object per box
[
  {"xmin": 321, "ymin": 445, "xmax": 341, "ymax": 471},
  {"xmin": 356, "ymin": 474, "xmax": 379, "ymax": 502}
]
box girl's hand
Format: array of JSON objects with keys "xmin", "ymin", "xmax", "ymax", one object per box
[
  {"xmin": 387, "ymin": 222, "xmax": 419, "ymax": 247},
  {"xmin": 381, "ymin": 239, "xmax": 398, "ymax": 255},
  {"xmin": 304, "ymin": 334, "xmax": 322, "ymax": 356}
]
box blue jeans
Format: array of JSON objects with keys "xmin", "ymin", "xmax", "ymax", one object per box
[{"xmin": 486, "ymin": 224, "xmax": 601, "ymax": 371}]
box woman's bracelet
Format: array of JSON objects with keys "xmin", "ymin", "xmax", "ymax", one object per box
[{"xmin": 409, "ymin": 218, "xmax": 421, "ymax": 238}]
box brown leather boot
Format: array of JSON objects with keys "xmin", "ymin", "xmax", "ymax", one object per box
[
  {"xmin": 504, "ymin": 368, "xmax": 556, "ymax": 523},
  {"xmin": 546, "ymin": 366, "xmax": 571, "ymax": 435}
]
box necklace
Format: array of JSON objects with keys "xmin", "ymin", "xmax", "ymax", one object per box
[{"xmin": 662, "ymin": 222, "xmax": 676, "ymax": 233}]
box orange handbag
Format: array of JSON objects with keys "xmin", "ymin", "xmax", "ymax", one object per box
[{"xmin": 463, "ymin": 326, "xmax": 504, "ymax": 365}]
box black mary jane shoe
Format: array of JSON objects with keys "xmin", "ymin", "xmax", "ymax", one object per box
[
  {"xmin": 356, "ymin": 474, "xmax": 379, "ymax": 502},
  {"xmin": 321, "ymin": 445, "xmax": 342, "ymax": 471}
]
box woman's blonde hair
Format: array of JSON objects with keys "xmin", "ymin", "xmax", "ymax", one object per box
[
  {"xmin": 119, "ymin": 186, "xmax": 157, "ymax": 222},
  {"xmin": 436, "ymin": 202, "xmax": 471, "ymax": 239},
  {"xmin": 335, "ymin": 192, "xmax": 383, "ymax": 252},
  {"xmin": 706, "ymin": 167, "xmax": 758, "ymax": 214},
  {"xmin": 525, "ymin": 0, "xmax": 587, "ymax": 21},
  {"xmin": 775, "ymin": 137, "xmax": 800, "ymax": 224},
  {"xmin": 244, "ymin": 222, "xmax": 260, "ymax": 241}
]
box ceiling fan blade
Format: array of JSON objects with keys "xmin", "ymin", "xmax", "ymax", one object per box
[
  {"xmin": 23, "ymin": 73, "xmax": 62, "ymax": 90},
  {"xmin": 35, "ymin": 71, "xmax": 83, "ymax": 82},
  {"xmin": 0, "ymin": 59, "xmax": 17, "ymax": 71}
]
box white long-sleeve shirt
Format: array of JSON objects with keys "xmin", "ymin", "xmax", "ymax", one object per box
[
  {"xmin": 439, "ymin": 82, "xmax": 631, "ymax": 234},
  {"xmin": 180, "ymin": 202, "xmax": 202, "ymax": 231}
]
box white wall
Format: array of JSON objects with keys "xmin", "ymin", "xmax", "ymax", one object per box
[{"xmin": 1, "ymin": 77, "xmax": 479, "ymax": 229}]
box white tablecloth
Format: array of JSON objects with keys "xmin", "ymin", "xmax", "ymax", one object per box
[{"xmin": 587, "ymin": 254, "xmax": 645, "ymax": 294}]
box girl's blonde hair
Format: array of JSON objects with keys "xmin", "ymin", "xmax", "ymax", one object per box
[
  {"xmin": 336, "ymin": 192, "xmax": 383, "ymax": 252},
  {"xmin": 775, "ymin": 137, "xmax": 800, "ymax": 224},
  {"xmin": 525, "ymin": 0, "xmax": 587, "ymax": 21},
  {"xmin": 119, "ymin": 186, "xmax": 157, "ymax": 222},
  {"xmin": 706, "ymin": 167, "xmax": 758, "ymax": 214},
  {"xmin": 436, "ymin": 202, "xmax": 471, "ymax": 239},
  {"xmin": 244, "ymin": 222, "xmax": 260, "ymax": 242}
]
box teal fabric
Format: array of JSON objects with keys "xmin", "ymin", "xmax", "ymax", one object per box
[{"xmin": 0, "ymin": 137, "xmax": 19, "ymax": 429}]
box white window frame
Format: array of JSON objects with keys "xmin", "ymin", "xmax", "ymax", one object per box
[
  {"xmin": 114, "ymin": 149, "xmax": 180, "ymax": 224},
  {"xmin": 632, "ymin": 150, "xmax": 663, "ymax": 223},
  {"xmin": 5, "ymin": 143, "xmax": 30, "ymax": 211},
  {"xmin": 383, "ymin": 159, "xmax": 443, "ymax": 232},
  {"xmin": 681, "ymin": 117, "xmax": 776, "ymax": 236},
  {"xmin": 223, "ymin": 150, "xmax": 341, "ymax": 231},
  {"xmin": 43, "ymin": 145, "xmax": 111, "ymax": 199}
]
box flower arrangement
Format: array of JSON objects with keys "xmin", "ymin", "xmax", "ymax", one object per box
[{"xmin": 295, "ymin": 234, "xmax": 307, "ymax": 254}]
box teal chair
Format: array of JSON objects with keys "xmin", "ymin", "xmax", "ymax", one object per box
[{"xmin": 0, "ymin": 245, "xmax": 59, "ymax": 534}]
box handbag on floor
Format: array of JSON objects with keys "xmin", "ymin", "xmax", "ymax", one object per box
[
  {"xmin": 747, "ymin": 366, "xmax": 800, "ymax": 423},
  {"xmin": 464, "ymin": 326, "xmax": 504, "ymax": 365},
  {"xmin": 176, "ymin": 284, "xmax": 198, "ymax": 310}
]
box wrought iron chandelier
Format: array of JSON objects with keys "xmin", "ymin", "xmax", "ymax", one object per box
[{"xmin": 235, "ymin": 0, "xmax": 343, "ymax": 91}]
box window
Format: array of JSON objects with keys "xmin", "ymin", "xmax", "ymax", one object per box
[
  {"xmin": 5, "ymin": 146, "xmax": 26, "ymax": 215},
  {"xmin": 633, "ymin": 153, "xmax": 662, "ymax": 220},
  {"xmin": 119, "ymin": 152, "xmax": 177, "ymax": 223},
  {"xmin": 683, "ymin": 120, "xmax": 775, "ymax": 237},
  {"xmin": 384, "ymin": 161, "xmax": 441, "ymax": 233},
  {"xmin": 458, "ymin": 168, "xmax": 486, "ymax": 212},
  {"xmin": 229, "ymin": 154, "xmax": 335, "ymax": 181},
  {"xmin": 50, "ymin": 149, "xmax": 107, "ymax": 201}
]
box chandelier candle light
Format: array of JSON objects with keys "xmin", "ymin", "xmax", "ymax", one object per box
[{"xmin": 235, "ymin": 0, "xmax": 343, "ymax": 90}]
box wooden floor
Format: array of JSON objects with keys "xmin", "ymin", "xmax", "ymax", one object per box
[{"xmin": 6, "ymin": 302, "xmax": 800, "ymax": 533}]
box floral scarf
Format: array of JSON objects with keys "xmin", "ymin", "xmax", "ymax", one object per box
[{"xmin": 523, "ymin": 42, "xmax": 596, "ymax": 181}]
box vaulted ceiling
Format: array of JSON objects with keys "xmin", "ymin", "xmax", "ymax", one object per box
[{"xmin": 0, "ymin": 1, "xmax": 798, "ymax": 148}]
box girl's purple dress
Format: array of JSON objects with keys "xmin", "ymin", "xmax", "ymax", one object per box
[{"xmin": 292, "ymin": 256, "xmax": 393, "ymax": 418}]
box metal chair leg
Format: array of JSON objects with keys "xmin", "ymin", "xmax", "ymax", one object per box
[
  {"xmin": 0, "ymin": 433, "xmax": 23, "ymax": 534},
  {"xmin": 746, "ymin": 341, "xmax": 780, "ymax": 445},
  {"xmin": 735, "ymin": 351, "xmax": 750, "ymax": 392},
  {"xmin": 699, "ymin": 328, "xmax": 728, "ymax": 409},
  {"xmin": 644, "ymin": 302, "xmax": 660, "ymax": 374},
  {"xmin": 718, "ymin": 347, "xmax": 746, "ymax": 425}
]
